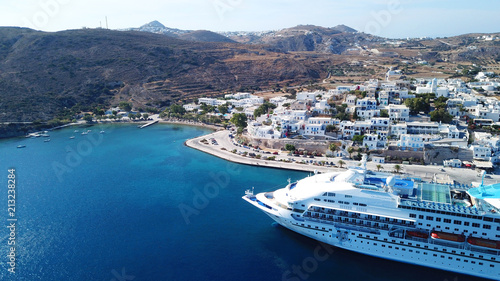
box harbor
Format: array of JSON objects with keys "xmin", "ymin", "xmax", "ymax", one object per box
[{"xmin": 186, "ymin": 130, "xmax": 500, "ymax": 186}]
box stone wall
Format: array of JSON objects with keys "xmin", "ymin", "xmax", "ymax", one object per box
[
  {"xmin": 385, "ymin": 147, "xmax": 425, "ymax": 161},
  {"xmin": 424, "ymin": 145, "xmax": 473, "ymax": 165},
  {"xmin": 245, "ymin": 135, "xmax": 330, "ymax": 152}
]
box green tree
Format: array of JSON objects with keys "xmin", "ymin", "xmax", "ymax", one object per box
[
  {"xmin": 285, "ymin": 144, "xmax": 296, "ymax": 152},
  {"xmin": 230, "ymin": 113, "xmax": 248, "ymax": 130},
  {"xmin": 337, "ymin": 160, "xmax": 345, "ymax": 168},
  {"xmin": 405, "ymin": 97, "xmax": 430, "ymax": 115},
  {"xmin": 128, "ymin": 113, "xmax": 135, "ymax": 120},
  {"xmin": 218, "ymin": 104, "xmax": 229, "ymax": 115},
  {"xmin": 347, "ymin": 147, "xmax": 355, "ymax": 158},
  {"xmin": 200, "ymin": 103, "xmax": 216, "ymax": 114},
  {"xmin": 434, "ymin": 96, "xmax": 448, "ymax": 109},
  {"xmin": 112, "ymin": 110, "xmax": 118, "ymax": 116},
  {"xmin": 352, "ymin": 135, "xmax": 365, "ymax": 143},
  {"xmin": 119, "ymin": 102, "xmax": 132, "ymax": 112},
  {"xmin": 329, "ymin": 143, "xmax": 337, "ymax": 152},
  {"xmin": 83, "ymin": 115, "xmax": 93, "ymax": 123},
  {"xmin": 352, "ymin": 110, "xmax": 359, "ymax": 120},
  {"xmin": 430, "ymin": 108, "xmax": 453, "ymax": 123},
  {"xmin": 94, "ymin": 108, "xmax": 105, "ymax": 116},
  {"xmin": 325, "ymin": 125, "xmax": 337, "ymax": 133},
  {"xmin": 376, "ymin": 164, "xmax": 383, "ymax": 172},
  {"xmin": 142, "ymin": 113, "xmax": 149, "ymax": 120},
  {"xmin": 254, "ymin": 102, "xmax": 277, "ymax": 118},
  {"xmin": 169, "ymin": 104, "xmax": 187, "ymax": 116},
  {"xmin": 394, "ymin": 164, "xmax": 402, "ymax": 174},
  {"xmin": 380, "ymin": 109, "xmax": 389, "ymax": 117}
]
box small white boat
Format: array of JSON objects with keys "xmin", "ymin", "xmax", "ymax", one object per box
[
  {"xmin": 100, "ymin": 130, "xmax": 105, "ymax": 134},
  {"xmin": 81, "ymin": 131, "xmax": 88, "ymax": 135},
  {"xmin": 74, "ymin": 130, "xmax": 79, "ymax": 133},
  {"xmin": 17, "ymin": 145, "xmax": 26, "ymax": 148},
  {"xmin": 44, "ymin": 139, "xmax": 51, "ymax": 142},
  {"xmin": 69, "ymin": 136, "xmax": 75, "ymax": 139}
]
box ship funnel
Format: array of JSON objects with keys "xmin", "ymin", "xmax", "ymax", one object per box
[{"xmin": 386, "ymin": 176, "xmax": 396, "ymax": 187}]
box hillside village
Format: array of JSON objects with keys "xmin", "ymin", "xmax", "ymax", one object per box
[{"xmin": 180, "ymin": 69, "xmax": 500, "ymax": 171}]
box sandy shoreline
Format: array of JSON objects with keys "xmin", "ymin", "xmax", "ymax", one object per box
[{"xmin": 47, "ymin": 117, "xmax": 223, "ymax": 132}]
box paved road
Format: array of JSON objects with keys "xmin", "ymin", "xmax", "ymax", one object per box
[{"xmin": 186, "ymin": 130, "xmax": 500, "ymax": 185}]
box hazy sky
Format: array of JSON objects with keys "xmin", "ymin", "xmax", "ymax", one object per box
[{"xmin": 1, "ymin": 0, "xmax": 499, "ymax": 38}]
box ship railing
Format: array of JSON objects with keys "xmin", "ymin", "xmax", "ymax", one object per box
[
  {"xmin": 469, "ymin": 246, "xmax": 500, "ymax": 256},
  {"xmin": 430, "ymin": 239, "xmax": 465, "ymax": 250},
  {"xmin": 404, "ymin": 236, "xmax": 428, "ymax": 243}
]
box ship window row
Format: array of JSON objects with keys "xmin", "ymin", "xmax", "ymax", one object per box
[
  {"xmin": 353, "ymin": 202, "xmax": 367, "ymax": 207},
  {"xmin": 409, "ymin": 213, "xmax": 493, "ymax": 230},
  {"xmin": 322, "ymin": 192, "xmax": 336, "ymax": 197}
]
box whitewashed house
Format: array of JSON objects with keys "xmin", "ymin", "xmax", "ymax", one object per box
[
  {"xmin": 247, "ymin": 122, "xmax": 281, "ymax": 139},
  {"xmin": 443, "ymin": 159, "xmax": 462, "ymax": 168},
  {"xmin": 183, "ymin": 103, "xmax": 201, "ymax": 112},
  {"xmin": 471, "ymin": 145, "xmax": 492, "ymax": 161},
  {"xmin": 397, "ymin": 134, "xmax": 425, "ymax": 151},
  {"xmin": 388, "ymin": 104, "xmax": 409, "ymax": 122},
  {"xmin": 390, "ymin": 123, "xmax": 407, "ymax": 138}
]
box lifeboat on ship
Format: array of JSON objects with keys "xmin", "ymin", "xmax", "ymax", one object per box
[
  {"xmin": 407, "ymin": 230, "xmax": 429, "ymax": 239},
  {"xmin": 467, "ymin": 237, "xmax": 500, "ymax": 250},
  {"xmin": 431, "ymin": 231, "xmax": 465, "ymax": 242}
]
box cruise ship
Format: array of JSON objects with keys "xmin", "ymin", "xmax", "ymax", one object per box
[{"xmin": 243, "ymin": 157, "xmax": 500, "ymax": 280}]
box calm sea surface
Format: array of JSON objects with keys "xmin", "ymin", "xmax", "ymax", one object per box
[{"xmin": 0, "ymin": 124, "xmax": 486, "ymax": 281}]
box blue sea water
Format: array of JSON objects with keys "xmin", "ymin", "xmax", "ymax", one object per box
[{"xmin": 0, "ymin": 124, "xmax": 487, "ymax": 281}]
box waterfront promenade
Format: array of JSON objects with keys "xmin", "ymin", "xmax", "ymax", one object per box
[{"xmin": 186, "ymin": 130, "xmax": 500, "ymax": 185}]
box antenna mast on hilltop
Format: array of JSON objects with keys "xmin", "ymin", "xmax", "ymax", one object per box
[{"xmin": 105, "ymin": 16, "xmax": 108, "ymax": 29}]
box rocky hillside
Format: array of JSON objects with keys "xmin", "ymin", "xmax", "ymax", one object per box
[
  {"xmin": 0, "ymin": 27, "xmax": 325, "ymax": 123},
  {"xmin": 225, "ymin": 25, "xmax": 378, "ymax": 54}
]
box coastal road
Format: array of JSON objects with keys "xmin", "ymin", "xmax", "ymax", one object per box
[{"xmin": 186, "ymin": 130, "xmax": 500, "ymax": 185}]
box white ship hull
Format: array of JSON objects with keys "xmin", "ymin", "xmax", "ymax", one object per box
[{"xmin": 244, "ymin": 188, "xmax": 500, "ymax": 280}]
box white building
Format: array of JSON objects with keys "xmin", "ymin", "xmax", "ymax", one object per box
[
  {"xmin": 183, "ymin": 103, "xmax": 201, "ymax": 112},
  {"xmin": 270, "ymin": 96, "xmax": 287, "ymax": 106},
  {"xmin": 224, "ymin": 92, "xmax": 251, "ymax": 100},
  {"xmin": 247, "ymin": 122, "xmax": 281, "ymax": 139},
  {"xmin": 198, "ymin": 98, "xmax": 219, "ymax": 106},
  {"xmin": 345, "ymin": 95, "xmax": 357, "ymax": 106},
  {"xmin": 363, "ymin": 134, "xmax": 382, "ymax": 150},
  {"xmin": 397, "ymin": 134, "xmax": 426, "ymax": 151},
  {"xmin": 388, "ymin": 104, "xmax": 409, "ymax": 122},
  {"xmin": 390, "ymin": 123, "xmax": 407, "ymax": 138},
  {"xmin": 297, "ymin": 92, "xmax": 318, "ymax": 102},
  {"xmin": 406, "ymin": 121, "xmax": 439, "ymax": 134},
  {"xmin": 471, "ymin": 145, "xmax": 491, "ymax": 161},
  {"xmin": 371, "ymin": 156, "xmax": 385, "ymax": 164},
  {"xmin": 443, "ymin": 159, "xmax": 462, "ymax": 168}
]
